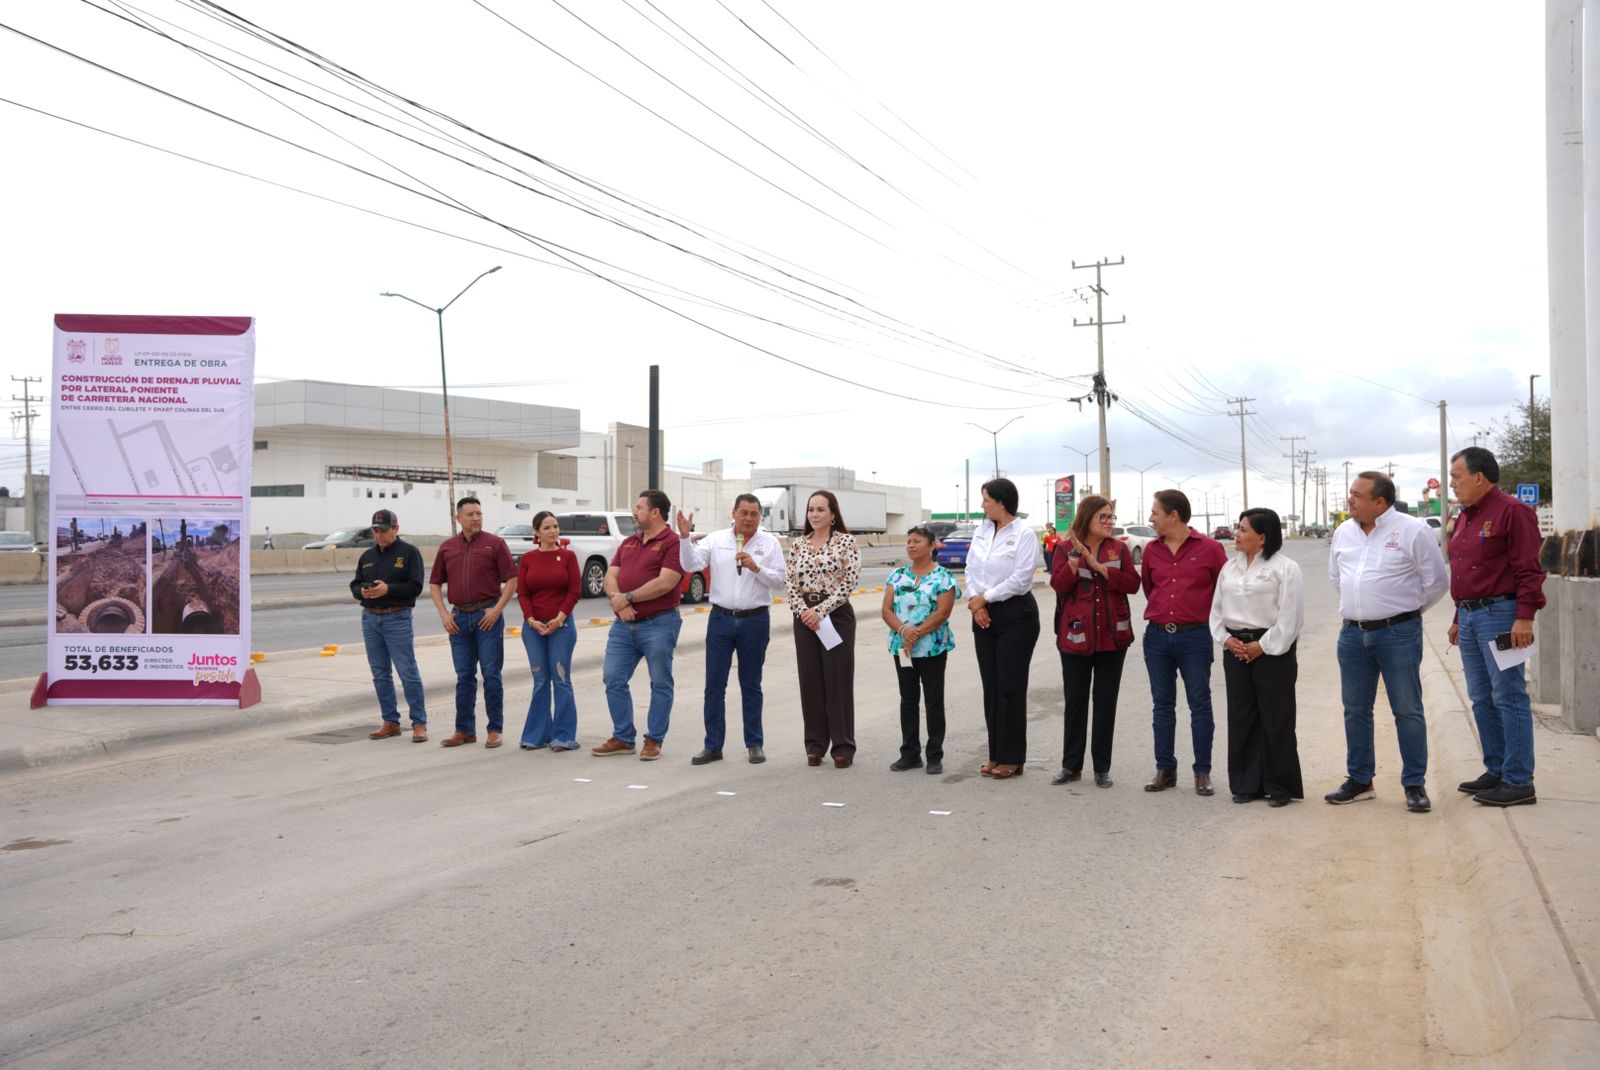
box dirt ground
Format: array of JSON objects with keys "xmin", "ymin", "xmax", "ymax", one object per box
[
  {"xmin": 54, "ymin": 535, "xmax": 147, "ymax": 634},
  {"xmin": 150, "ymin": 539, "xmax": 241, "ymax": 635}
]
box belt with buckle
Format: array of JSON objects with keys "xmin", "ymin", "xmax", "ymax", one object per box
[
  {"xmin": 712, "ymin": 605, "xmax": 769, "ymax": 618},
  {"xmin": 365, "ymin": 605, "xmax": 408, "ymax": 616},
  {"xmin": 1456, "ymin": 593, "xmax": 1514, "ymax": 612},
  {"xmin": 1226, "ymin": 627, "xmax": 1267, "ymax": 642},
  {"xmin": 801, "ymin": 592, "xmax": 828, "ymax": 607},
  {"xmin": 453, "ymin": 598, "xmax": 493, "ymax": 613},
  {"xmin": 1345, "ymin": 609, "xmax": 1420, "ymax": 631},
  {"xmin": 1157, "ymin": 621, "xmax": 1207, "ymax": 634}
]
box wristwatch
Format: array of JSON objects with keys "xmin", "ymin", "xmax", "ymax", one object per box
[{"xmin": 625, "ymin": 592, "xmax": 635, "ymax": 604}]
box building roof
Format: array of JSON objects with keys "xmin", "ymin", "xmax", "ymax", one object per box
[{"xmin": 255, "ymin": 380, "xmax": 579, "ymax": 452}]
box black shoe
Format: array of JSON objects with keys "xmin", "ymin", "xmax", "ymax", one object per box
[
  {"xmin": 690, "ymin": 749, "xmax": 723, "ymax": 766},
  {"xmin": 1094, "ymin": 772, "xmax": 1113, "ymax": 788},
  {"xmin": 1458, "ymin": 772, "xmax": 1503, "ymax": 794},
  {"xmin": 747, "ymin": 746, "xmax": 766, "ymax": 764},
  {"xmin": 1404, "ymin": 785, "xmax": 1431, "ymax": 813},
  {"xmin": 1231, "ymin": 794, "xmax": 1255, "ymax": 804},
  {"xmin": 889, "ymin": 757, "xmax": 923, "ymax": 772},
  {"xmin": 1267, "ymin": 796, "xmax": 1291, "ymax": 808},
  {"xmin": 1051, "ymin": 768, "xmax": 1081, "ymax": 786},
  {"xmin": 1324, "ymin": 779, "xmax": 1375, "ymax": 805},
  {"xmin": 1474, "ymin": 782, "xmax": 1536, "ymax": 807},
  {"xmin": 925, "ymin": 760, "xmax": 943, "ymax": 775}
]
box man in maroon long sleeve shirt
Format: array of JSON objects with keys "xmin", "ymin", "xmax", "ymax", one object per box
[{"xmin": 1446, "ymin": 448, "xmax": 1546, "ymax": 807}]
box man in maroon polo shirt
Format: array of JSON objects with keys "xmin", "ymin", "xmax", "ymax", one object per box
[
  {"xmin": 1140, "ymin": 488, "xmax": 1230, "ymax": 796},
  {"xmin": 1446, "ymin": 447, "xmax": 1546, "ymax": 807},
  {"xmin": 428, "ymin": 496, "xmax": 516, "ymax": 749},
  {"xmin": 592, "ymin": 490, "xmax": 684, "ymax": 760}
]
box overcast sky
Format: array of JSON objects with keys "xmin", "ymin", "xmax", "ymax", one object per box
[{"xmin": 0, "ymin": 1, "xmax": 1547, "ymax": 524}]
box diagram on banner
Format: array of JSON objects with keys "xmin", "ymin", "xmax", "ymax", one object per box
[
  {"xmin": 150, "ymin": 518, "xmax": 241, "ymax": 635},
  {"xmin": 54, "ymin": 417, "xmax": 244, "ymax": 498},
  {"xmin": 53, "ymin": 517, "xmax": 148, "ymax": 634}
]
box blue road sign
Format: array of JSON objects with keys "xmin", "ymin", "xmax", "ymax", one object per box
[{"xmin": 1516, "ymin": 484, "xmax": 1539, "ymax": 506}]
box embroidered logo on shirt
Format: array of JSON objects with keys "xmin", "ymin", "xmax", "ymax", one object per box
[{"xmin": 1478, "ymin": 521, "xmax": 1492, "ymax": 540}]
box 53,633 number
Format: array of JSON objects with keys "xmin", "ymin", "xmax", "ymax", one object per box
[{"xmin": 63, "ymin": 654, "xmax": 140, "ymax": 673}]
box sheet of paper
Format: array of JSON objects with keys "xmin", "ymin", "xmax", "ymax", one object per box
[
  {"xmin": 817, "ymin": 614, "xmax": 844, "ymax": 651},
  {"xmin": 1490, "ymin": 637, "xmax": 1535, "ymax": 672}
]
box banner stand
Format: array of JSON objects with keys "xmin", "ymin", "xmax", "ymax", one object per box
[{"xmin": 30, "ymin": 667, "xmax": 259, "ymax": 710}]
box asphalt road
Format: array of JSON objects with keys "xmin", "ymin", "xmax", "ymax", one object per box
[{"xmin": 0, "ymin": 542, "xmax": 1456, "ymax": 1067}]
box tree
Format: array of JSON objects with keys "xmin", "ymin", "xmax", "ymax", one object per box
[{"xmin": 1491, "ymin": 398, "xmax": 1550, "ymax": 500}]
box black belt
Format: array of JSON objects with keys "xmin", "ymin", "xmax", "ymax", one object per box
[
  {"xmin": 712, "ymin": 605, "xmax": 769, "ymax": 618},
  {"xmin": 1456, "ymin": 594, "xmax": 1515, "ymax": 612},
  {"xmin": 1155, "ymin": 621, "xmax": 1207, "ymax": 634},
  {"xmin": 365, "ymin": 605, "xmax": 410, "ymax": 616},
  {"xmin": 801, "ymin": 592, "xmax": 828, "ymax": 607},
  {"xmin": 453, "ymin": 598, "xmax": 493, "ymax": 613},
  {"xmin": 1227, "ymin": 627, "xmax": 1267, "ymax": 642},
  {"xmin": 1345, "ymin": 609, "xmax": 1420, "ymax": 631}
]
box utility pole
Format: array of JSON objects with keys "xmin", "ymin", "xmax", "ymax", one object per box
[
  {"xmin": 1298, "ymin": 449, "xmax": 1316, "ymax": 532},
  {"xmin": 1072, "ymin": 256, "xmax": 1124, "ymax": 500},
  {"xmin": 10, "ymin": 375, "xmax": 42, "ymax": 546},
  {"xmin": 1227, "ymin": 397, "xmax": 1256, "ymax": 508},
  {"xmin": 964, "ymin": 458, "xmax": 970, "ymax": 521},
  {"xmin": 1529, "ymin": 374, "xmax": 1540, "ymax": 460},
  {"xmin": 1280, "ymin": 434, "xmax": 1304, "ymax": 530},
  {"xmin": 1342, "ymin": 460, "xmax": 1353, "ymax": 507},
  {"xmin": 1437, "ymin": 399, "xmax": 1448, "ymax": 534}
]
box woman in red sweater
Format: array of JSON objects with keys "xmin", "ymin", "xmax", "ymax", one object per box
[
  {"xmin": 517, "ymin": 511, "xmax": 582, "ymax": 751},
  {"xmin": 1049, "ymin": 495, "xmax": 1141, "ymax": 788}
]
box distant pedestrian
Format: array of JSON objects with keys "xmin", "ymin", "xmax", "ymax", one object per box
[
  {"xmin": 1211, "ymin": 508, "xmax": 1304, "ymax": 806},
  {"xmin": 592, "ymin": 490, "xmax": 684, "ymax": 761},
  {"xmin": 1447, "ymin": 447, "xmax": 1546, "ymax": 807},
  {"xmin": 787, "ymin": 490, "xmax": 862, "ymax": 767},
  {"xmin": 429, "ymin": 496, "xmax": 516, "ymax": 749},
  {"xmin": 1327, "ymin": 472, "xmax": 1449, "ymax": 812},
  {"xmin": 515, "ymin": 511, "xmax": 582, "ymax": 752},
  {"xmin": 1050, "ymin": 496, "xmax": 1139, "ymax": 788},
  {"xmin": 1042, "ymin": 523, "xmax": 1061, "ymax": 573},
  {"xmin": 966, "ymin": 477, "xmax": 1040, "ymax": 781},
  {"xmin": 880, "ymin": 525, "xmax": 957, "ymax": 774},
  {"xmin": 1140, "ymin": 489, "xmax": 1229, "ymax": 796},
  {"xmin": 355, "ymin": 509, "xmax": 427, "ymax": 742},
  {"xmin": 263, "ymin": 526, "xmax": 275, "ymax": 550},
  {"xmin": 677, "ymin": 494, "xmax": 786, "ymax": 766}
]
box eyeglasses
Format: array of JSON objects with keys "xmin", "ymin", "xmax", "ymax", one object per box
[{"xmin": 1094, "ymin": 513, "xmax": 1115, "ymax": 522}]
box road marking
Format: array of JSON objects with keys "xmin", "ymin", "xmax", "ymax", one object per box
[
  {"xmin": 716, "ymin": 791, "xmax": 737, "ymax": 796},
  {"xmin": 822, "ymin": 802, "xmax": 845, "ymax": 808},
  {"xmin": 627, "ymin": 784, "xmax": 648, "ymax": 790},
  {"xmin": 929, "ymin": 810, "xmax": 952, "ymax": 816},
  {"xmin": 572, "ymin": 778, "xmax": 592, "ymax": 783}
]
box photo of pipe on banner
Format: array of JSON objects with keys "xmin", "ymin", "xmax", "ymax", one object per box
[{"xmin": 46, "ymin": 315, "xmax": 255, "ymax": 706}]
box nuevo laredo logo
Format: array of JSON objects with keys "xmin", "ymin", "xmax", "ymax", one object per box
[
  {"xmin": 102, "ymin": 337, "xmax": 122, "ymax": 366},
  {"xmin": 67, "ymin": 339, "xmax": 87, "ymax": 363}
]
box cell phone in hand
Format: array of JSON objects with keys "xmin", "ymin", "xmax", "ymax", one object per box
[
  {"xmin": 1493, "ymin": 633, "xmax": 1513, "ymax": 651},
  {"xmin": 362, "ymin": 581, "xmax": 378, "ymax": 589}
]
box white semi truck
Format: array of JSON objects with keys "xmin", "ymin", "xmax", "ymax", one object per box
[{"xmin": 755, "ymin": 485, "xmax": 888, "ymax": 535}]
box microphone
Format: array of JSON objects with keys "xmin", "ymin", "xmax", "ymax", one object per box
[{"xmin": 735, "ymin": 532, "xmax": 746, "ymax": 575}]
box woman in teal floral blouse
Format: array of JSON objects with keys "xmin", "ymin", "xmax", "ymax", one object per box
[{"xmin": 880, "ymin": 524, "xmax": 958, "ymax": 774}]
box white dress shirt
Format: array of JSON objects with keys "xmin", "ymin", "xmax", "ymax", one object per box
[
  {"xmin": 963, "ymin": 517, "xmax": 1040, "ymax": 603},
  {"xmin": 680, "ymin": 525, "xmax": 786, "ymax": 611},
  {"xmin": 1209, "ymin": 550, "xmax": 1305, "ymax": 656},
  {"xmin": 1328, "ymin": 506, "xmax": 1449, "ymax": 621}
]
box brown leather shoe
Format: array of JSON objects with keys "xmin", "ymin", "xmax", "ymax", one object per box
[
  {"xmin": 832, "ymin": 753, "xmax": 852, "ymax": 768},
  {"xmin": 368, "ymin": 723, "xmax": 401, "ymax": 740},
  {"xmin": 1144, "ymin": 768, "xmax": 1178, "ymax": 792},
  {"xmin": 807, "ymin": 753, "xmax": 824, "ymax": 766},
  {"xmin": 640, "ymin": 739, "xmax": 662, "ymax": 761},
  {"xmin": 591, "ymin": 737, "xmax": 636, "ymax": 756},
  {"xmin": 411, "ymin": 724, "xmax": 428, "ymax": 743},
  {"xmin": 440, "ymin": 732, "xmax": 477, "ymax": 747},
  {"xmin": 485, "ymin": 732, "xmax": 503, "ymax": 749},
  {"xmin": 1194, "ymin": 772, "xmax": 1215, "ymax": 796}
]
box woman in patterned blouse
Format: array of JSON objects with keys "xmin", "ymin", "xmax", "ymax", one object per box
[
  {"xmin": 786, "ymin": 490, "xmax": 862, "ymax": 767},
  {"xmin": 880, "ymin": 525, "xmax": 957, "ymax": 774}
]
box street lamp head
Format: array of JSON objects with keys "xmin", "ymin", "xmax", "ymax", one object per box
[{"xmin": 486, "ymin": 266, "xmax": 503, "ymax": 275}]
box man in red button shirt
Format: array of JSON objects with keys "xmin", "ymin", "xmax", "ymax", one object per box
[
  {"xmin": 1140, "ymin": 489, "xmax": 1229, "ymax": 796},
  {"xmin": 428, "ymin": 496, "xmax": 516, "ymax": 749},
  {"xmin": 1446, "ymin": 447, "xmax": 1546, "ymax": 807}
]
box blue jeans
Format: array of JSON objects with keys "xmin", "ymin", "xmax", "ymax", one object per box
[
  {"xmin": 1336, "ymin": 616, "xmax": 1428, "ymax": 786},
  {"xmin": 449, "ymin": 608, "xmax": 505, "ymax": 735},
  {"xmin": 361, "ymin": 608, "xmax": 426, "ymax": 725},
  {"xmin": 603, "ymin": 611, "xmax": 682, "ymax": 745},
  {"xmin": 1457, "ymin": 600, "xmax": 1534, "ymax": 786},
  {"xmin": 703, "ymin": 607, "xmax": 771, "ymax": 751},
  {"xmin": 520, "ymin": 616, "xmax": 579, "ymax": 748},
  {"xmin": 1144, "ymin": 626, "xmax": 1215, "ymax": 773}
]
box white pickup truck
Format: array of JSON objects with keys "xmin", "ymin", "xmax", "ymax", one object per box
[{"xmin": 553, "ymin": 512, "xmax": 709, "ymax": 604}]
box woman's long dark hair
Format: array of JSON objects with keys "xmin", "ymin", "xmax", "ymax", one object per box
[{"xmin": 801, "ymin": 490, "xmax": 851, "ymax": 535}]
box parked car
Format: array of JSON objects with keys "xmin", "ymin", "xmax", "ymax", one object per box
[
  {"xmin": 0, "ymin": 531, "xmax": 39, "ymax": 552},
  {"xmin": 302, "ymin": 526, "xmax": 374, "ymax": 550},
  {"xmin": 1112, "ymin": 523, "xmax": 1157, "ymax": 567},
  {"xmin": 554, "ymin": 511, "xmax": 709, "ymax": 603},
  {"xmin": 925, "ymin": 520, "xmax": 960, "ymax": 543},
  {"xmin": 934, "ymin": 524, "xmax": 977, "ymax": 570},
  {"xmin": 1212, "ymin": 526, "xmax": 1235, "ymax": 541},
  {"xmin": 495, "ymin": 522, "xmax": 536, "ymax": 562}
]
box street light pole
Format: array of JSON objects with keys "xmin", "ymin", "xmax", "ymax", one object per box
[
  {"xmin": 1062, "ymin": 443, "xmax": 1095, "ymax": 497},
  {"xmin": 381, "ymin": 265, "xmax": 502, "ymax": 535},
  {"xmin": 1123, "ymin": 462, "xmax": 1161, "ymax": 508},
  {"xmin": 968, "ymin": 416, "xmax": 1023, "ymax": 478}
]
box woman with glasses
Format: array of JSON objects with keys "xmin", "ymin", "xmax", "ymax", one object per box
[
  {"xmin": 880, "ymin": 525, "xmax": 958, "ymax": 774},
  {"xmin": 1209, "ymin": 508, "xmax": 1304, "ymax": 806},
  {"xmin": 1050, "ymin": 496, "xmax": 1141, "ymax": 787},
  {"xmin": 965, "ymin": 477, "xmax": 1040, "ymax": 781}
]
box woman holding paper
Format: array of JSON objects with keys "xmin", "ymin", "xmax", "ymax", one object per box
[
  {"xmin": 966, "ymin": 478, "xmax": 1041, "ymax": 780},
  {"xmin": 787, "ymin": 490, "xmax": 862, "ymax": 767},
  {"xmin": 880, "ymin": 525, "xmax": 958, "ymax": 774}
]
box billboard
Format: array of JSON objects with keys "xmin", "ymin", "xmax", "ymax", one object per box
[
  {"xmin": 1053, "ymin": 475, "xmax": 1076, "ymax": 530},
  {"xmin": 41, "ymin": 315, "xmax": 256, "ymax": 706}
]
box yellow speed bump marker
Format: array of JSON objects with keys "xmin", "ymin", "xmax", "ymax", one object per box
[
  {"xmin": 696, "ymin": 606, "xmax": 709, "ymax": 613},
  {"xmin": 589, "ymin": 617, "xmax": 610, "ymax": 626},
  {"xmin": 507, "ymin": 626, "xmax": 522, "ymax": 637},
  {"xmin": 250, "ymin": 651, "xmax": 265, "ymax": 663}
]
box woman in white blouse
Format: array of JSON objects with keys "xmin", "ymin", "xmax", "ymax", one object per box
[
  {"xmin": 965, "ymin": 478, "xmax": 1041, "ymax": 780},
  {"xmin": 1208, "ymin": 508, "xmax": 1305, "ymax": 806}
]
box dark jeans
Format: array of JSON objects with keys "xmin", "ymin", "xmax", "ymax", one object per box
[
  {"xmin": 362, "ymin": 608, "xmax": 426, "ymax": 725},
  {"xmin": 1060, "ymin": 648, "xmax": 1126, "ymax": 775},
  {"xmin": 894, "ymin": 652, "xmax": 947, "ymax": 763},
  {"xmin": 1336, "ymin": 616, "xmax": 1428, "ymax": 786},
  {"xmin": 1144, "ymin": 626, "xmax": 1215, "ymax": 773},
  {"xmin": 973, "ymin": 593, "xmax": 1039, "ymax": 765},
  {"xmin": 448, "ymin": 607, "xmax": 505, "ymax": 735},
  {"xmin": 704, "ymin": 607, "xmax": 771, "ymax": 751},
  {"xmin": 1223, "ymin": 642, "xmax": 1303, "ymax": 799}
]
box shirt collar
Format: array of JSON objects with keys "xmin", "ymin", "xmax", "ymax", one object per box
[{"xmin": 1463, "ymin": 485, "xmax": 1505, "ymax": 516}]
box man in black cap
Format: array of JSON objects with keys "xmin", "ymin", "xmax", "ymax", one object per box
[{"xmin": 353, "ymin": 508, "xmax": 428, "ymax": 741}]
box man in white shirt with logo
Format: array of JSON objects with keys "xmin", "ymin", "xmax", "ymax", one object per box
[
  {"xmin": 676, "ymin": 494, "xmax": 787, "ymax": 765},
  {"xmin": 1326, "ymin": 471, "xmax": 1449, "ymax": 812}
]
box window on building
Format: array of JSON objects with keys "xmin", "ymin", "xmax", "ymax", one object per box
[
  {"xmin": 254, "ymin": 440, "xmax": 268, "ymax": 451},
  {"xmin": 250, "ymin": 484, "xmax": 305, "ymax": 497}
]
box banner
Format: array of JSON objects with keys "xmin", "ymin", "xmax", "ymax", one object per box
[
  {"xmin": 44, "ymin": 315, "xmax": 255, "ymax": 706},
  {"xmin": 1053, "ymin": 475, "xmax": 1076, "ymax": 530}
]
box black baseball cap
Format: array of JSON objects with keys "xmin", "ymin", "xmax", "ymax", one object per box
[{"xmin": 371, "ymin": 509, "xmax": 398, "ymax": 530}]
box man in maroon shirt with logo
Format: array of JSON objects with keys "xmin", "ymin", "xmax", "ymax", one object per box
[
  {"xmin": 592, "ymin": 490, "xmax": 684, "ymax": 761},
  {"xmin": 428, "ymin": 496, "xmax": 516, "ymax": 749},
  {"xmin": 1446, "ymin": 447, "xmax": 1546, "ymax": 807},
  {"xmin": 1140, "ymin": 489, "xmax": 1230, "ymax": 796}
]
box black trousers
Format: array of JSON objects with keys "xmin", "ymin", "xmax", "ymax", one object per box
[
  {"xmin": 1223, "ymin": 641, "xmax": 1304, "ymax": 799},
  {"xmin": 972, "ymin": 593, "xmax": 1039, "ymax": 765},
  {"xmin": 1060, "ymin": 647, "xmax": 1127, "ymax": 775},
  {"xmin": 894, "ymin": 652, "xmax": 947, "ymax": 762},
  {"xmin": 794, "ymin": 602, "xmax": 855, "ymax": 757}
]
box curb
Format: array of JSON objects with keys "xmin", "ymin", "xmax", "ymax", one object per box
[{"xmin": 0, "ymin": 590, "xmax": 360, "ymax": 629}]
